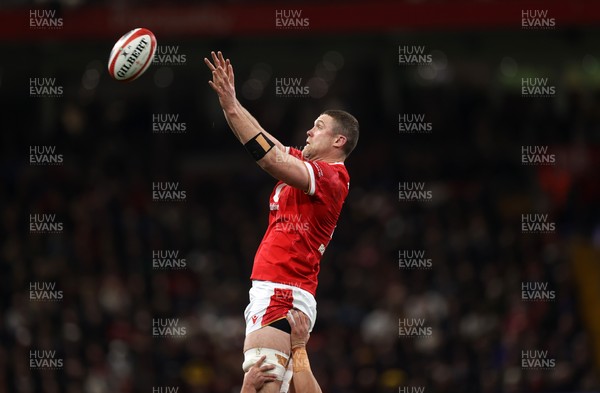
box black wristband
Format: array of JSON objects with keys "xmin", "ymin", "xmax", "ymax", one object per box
[{"xmin": 244, "ymin": 132, "xmax": 275, "ymax": 161}]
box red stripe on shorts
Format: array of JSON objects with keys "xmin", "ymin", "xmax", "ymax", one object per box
[{"xmin": 261, "ymin": 288, "xmax": 294, "ymax": 327}]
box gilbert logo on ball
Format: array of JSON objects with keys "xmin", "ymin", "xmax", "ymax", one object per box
[{"xmin": 108, "ymin": 28, "xmax": 157, "ymax": 82}]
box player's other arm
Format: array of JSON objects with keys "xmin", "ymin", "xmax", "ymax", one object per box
[
  {"xmin": 205, "ymin": 51, "xmax": 310, "ymax": 193},
  {"xmin": 287, "ymin": 310, "xmax": 323, "ymax": 393}
]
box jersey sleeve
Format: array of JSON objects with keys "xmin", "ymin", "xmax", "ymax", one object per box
[
  {"xmin": 286, "ymin": 146, "xmax": 303, "ymax": 159},
  {"xmin": 304, "ymin": 161, "xmax": 348, "ymax": 201},
  {"xmin": 286, "ymin": 146, "xmax": 316, "ymax": 194},
  {"xmin": 285, "ymin": 147, "xmax": 348, "ymax": 199}
]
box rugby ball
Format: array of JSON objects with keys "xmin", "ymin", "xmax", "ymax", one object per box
[{"xmin": 108, "ymin": 28, "xmax": 157, "ymax": 82}]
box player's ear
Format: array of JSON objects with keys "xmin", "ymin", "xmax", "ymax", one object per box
[{"xmin": 333, "ymin": 134, "xmax": 347, "ymax": 148}]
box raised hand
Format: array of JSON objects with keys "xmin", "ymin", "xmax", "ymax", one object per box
[{"xmin": 204, "ymin": 51, "xmax": 236, "ymax": 111}]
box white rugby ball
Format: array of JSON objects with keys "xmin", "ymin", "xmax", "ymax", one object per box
[{"xmin": 108, "ymin": 28, "xmax": 157, "ymax": 82}]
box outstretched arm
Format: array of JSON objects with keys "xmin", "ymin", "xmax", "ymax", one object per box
[
  {"xmin": 205, "ymin": 51, "xmax": 311, "ymax": 193},
  {"xmin": 287, "ymin": 310, "xmax": 323, "ymax": 393},
  {"xmin": 204, "ymin": 52, "xmax": 282, "ymax": 147}
]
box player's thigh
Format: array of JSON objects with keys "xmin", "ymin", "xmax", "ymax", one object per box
[
  {"xmin": 244, "ymin": 325, "xmax": 291, "ymax": 353},
  {"xmin": 258, "ymin": 380, "xmax": 283, "ymax": 393}
]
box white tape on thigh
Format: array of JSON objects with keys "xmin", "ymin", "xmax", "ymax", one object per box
[
  {"xmin": 242, "ymin": 348, "xmax": 290, "ymax": 381},
  {"xmin": 280, "ymin": 358, "xmax": 293, "ymax": 393}
]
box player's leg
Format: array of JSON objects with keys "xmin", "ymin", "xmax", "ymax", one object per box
[
  {"xmin": 243, "ymin": 283, "xmax": 296, "ymax": 392},
  {"xmin": 243, "ymin": 326, "xmax": 291, "ymax": 393},
  {"xmin": 242, "ymin": 282, "xmax": 317, "ymax": 393},
  {"xmin": 244, "ymin": 325, "xmax": 291, "ymax": 353}
]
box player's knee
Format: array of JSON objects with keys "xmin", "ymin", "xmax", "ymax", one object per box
[{"xmin": 242, "ymin": 348, "xmax": 290, "ymax": 381}]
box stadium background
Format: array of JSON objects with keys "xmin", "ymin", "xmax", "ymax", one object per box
[{"xmin": 1, "ymin": 1, "xmax": 600, "ymax": 392}]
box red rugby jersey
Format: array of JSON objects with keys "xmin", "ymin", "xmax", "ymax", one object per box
[{"xmin": 250, "ymin": 147, "xmax": 350, "ymax": 296}]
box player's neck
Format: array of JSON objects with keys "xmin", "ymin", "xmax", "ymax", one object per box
[{"xmin": 309, "ymin": 153, "xmax": 344, "ymax": 163}]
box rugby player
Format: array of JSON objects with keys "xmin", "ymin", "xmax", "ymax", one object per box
[{"xmin": 205, "ymin": 51, "xmax": 358, "ymax": 392}]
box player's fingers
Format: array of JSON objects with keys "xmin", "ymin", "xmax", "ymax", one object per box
[
  {"xmin": 218, "ymin": 51, "xmax": 226, "ymax": 65},
  {"xmin": 297, "ymin": 310, "xmax": 309, "ymax": 326},
  {"xmin": 227, "ymin": 64, "xmax": 235, "ymax": 83},
  {"xmin": 295, "ymin": 309, "xmax": 306, "ymax": 324},
  {"xmin": 208, "ymin": 80, "xmax": 219, "ymax": 92},
  {"xmin": 215, "ymin": 66, "xmax": 228, "ymax": 80},
  {"xmin": 211, "ymin": 71, "xmax": 222, "ymax": 86},
  {"xmin": 255, "ymin": 355, "xmax": 267, "ymax": 368},
  {"xmin": 260, "ymin": 364, "xmax": 275, "ymax": 371},
  {"xmin": 204, "ymin": 57, "xmax": 216, "ymax": 71},
  {"xmin": 216, "ymin": 51, "xmax": 226, "ymax": 69},
  {"xmin": 286, "ymin": 311, "xmax": 296, "ymax": 327},
  {"xmin": 212, "ymin": 74, "xmax": 226, "ymax": 90},
  {"xmin": 211, "ymin": 51, "xmax": 221, "ymax": 67},
  {"xmin": 296, "ymin": 314, "xmax": 309, "ymax": 334},
  {"xmin": 218, "ymin": 51, "xmax": 227, "ymax": 67}
]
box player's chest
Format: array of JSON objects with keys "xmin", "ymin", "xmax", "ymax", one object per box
[{"xmin": 269, "ymin": 183, "xmax": 293, "ymax": 211}]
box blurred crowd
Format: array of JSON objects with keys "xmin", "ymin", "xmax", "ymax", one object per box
[{"xmin": 1, "ymin": 33, "xmax": 600, "ymax": 393}]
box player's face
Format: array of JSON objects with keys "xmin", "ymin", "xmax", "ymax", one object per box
[{"xmin": 302, "ymin": 114, "xmax": 337, "ymax": 160}]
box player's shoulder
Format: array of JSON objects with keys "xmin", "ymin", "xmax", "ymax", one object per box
[
  {"xmin": 313, "ymin": 159, "xmax": 348, "ymax": 176},
  {"xmin": 310, "ymin": 160, "xmax": 349, "ymax": 191}
]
